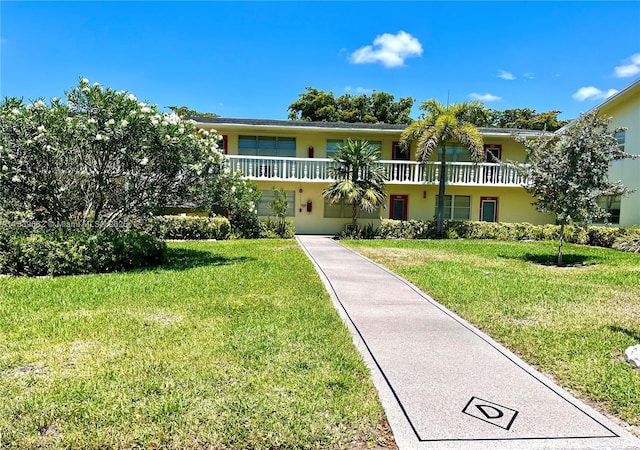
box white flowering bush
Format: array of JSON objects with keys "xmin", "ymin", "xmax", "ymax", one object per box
[{"xmin": 0, "ymin": 78, "xmax": 224, "ymax": 228}]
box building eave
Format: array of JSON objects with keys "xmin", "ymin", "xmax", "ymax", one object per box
[
  {"xmin": 193, "ymin": 117, "xmax": 543, "ymax": 138},
  {"xmin": 557, "ymin": 77, "xmax": 640, "ymax": 133}
]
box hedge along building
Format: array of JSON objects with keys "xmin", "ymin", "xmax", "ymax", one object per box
[{"xmin": 194, "ymin": 117, "xmax": 558, "ymax": 234}]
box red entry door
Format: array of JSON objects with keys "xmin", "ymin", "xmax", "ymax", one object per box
[{"xmin": 390, "ymin": 195, "xmax": 408, "ymax": 221}]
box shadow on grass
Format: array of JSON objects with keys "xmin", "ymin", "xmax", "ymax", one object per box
[
  {"xmin": 499, "ymin": 252, "xmax": 596, "ymax": 267},
  {"xmin": 157, "ymin": 247, "xmax": 254, "ymax": 272},
  {"xmin": 609, "ymin": 325, "xmax": 640, "ymax": 343}
]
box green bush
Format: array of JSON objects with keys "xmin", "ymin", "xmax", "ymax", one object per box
[
  {"xmin": 143, "ymin": 215, "xmax": 231, "ymax": 240},
  {"xmin": 376, "ymin": 219, "xmax": 640, "ymax": 248},
  {"xmin": 0, "ymin": 224, "xmax": 166, "ymax": 277},
  {"xmin": 260, "ymin": 218, "xmax": 296, "ymax": 239},
  {"xmin": 336, "ymin": 223, "xmax": 379, "ymax": 240},
  {"xmin": 612, "ymin": 236, "xmax": 640, "ymax": 253},
  {"xmin": 378, "ymin": 219, "xmax": 435, "ymax": 239},
  {"xmin": 586, "ymin": 226, "xmax": 630, "ymax": 248}
]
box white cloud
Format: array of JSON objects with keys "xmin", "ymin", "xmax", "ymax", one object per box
[
  {"xmin": 497, "ymin": 69, "xmax": 515, "ymax": 80},
  {"xmin": 469, "ymin": 93, "xmax": 501, "ymax": 102},
  {"xmin": 523, "ymin": 72, "xmax": 535, "ymax": 80},
  {"xmin": 345, "ymin": 86, "xmax": 373, "ymax": 94},
  {"xmin": 349, "ymin": 31, "xmax": 423, "ymax": 68},
  {"xmin": 613, "ymin": 53, "xmax": 640, "ymax": 78},
  {"xmin": 572, "ymin": 86, "xmax": 618, "ymax": 101}
]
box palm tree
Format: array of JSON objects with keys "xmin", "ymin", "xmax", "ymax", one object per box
[
  {"xmin": 323, "ymin": 139, "xmax": 387, "ymax": 233},
  {"xmin": 401, "ymin": 99, "xmax": 485, "ymax": 238}
]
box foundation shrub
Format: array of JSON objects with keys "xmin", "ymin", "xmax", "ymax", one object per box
[
  {"xmin": 586, "ymin": 226, "xmax": 630, "ymax": 248},
  {"xmin": 378, "ymin": 219, "xmax": 435, "ymax": 239},
  {"xmin": 143, "ymin": 215, "xmax": 231, "ymax": 240},
  {"xmin": 612, "ymin": 236, "xmax": 640, "ymax": 253},
  {"xmin": 260, "ymin": 218, "xmax": 296, "ymax": 239},
  {"xmin": 336, "ymin": 223, "xmax": 379, "ymax": 240},
  {"xmin": 0, "ymin": 226, "xmax": 166, "ymax": 277},
  {"xmin": 378, "ymin": 219, "xmax": 600, "ymax": 246}
]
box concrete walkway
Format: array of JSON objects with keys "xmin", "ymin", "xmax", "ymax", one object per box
[{"xmin": 296, "ymin": 235, "xmax": 640, "ymax": 450}]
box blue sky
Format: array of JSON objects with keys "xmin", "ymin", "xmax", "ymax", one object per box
[{"xmin": 1, "ymin": 1, "xmax": 639, "ymax": 121}]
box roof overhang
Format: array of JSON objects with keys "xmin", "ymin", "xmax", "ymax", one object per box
[{"xmin": 193, "ymin": 117, "xmax": 543, "ymax": 138}]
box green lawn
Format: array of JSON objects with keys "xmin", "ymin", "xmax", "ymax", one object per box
[
  {"xmin": 0, "ymin": 240, "xmax": 392, "ymax": 449},
  {"xmin": 345, "ymin": 239, "xmax": 640, "ymax": 425}
]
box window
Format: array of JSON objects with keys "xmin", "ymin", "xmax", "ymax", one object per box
[
  {"xmin": 484, "ymin": 144, "xmax": 502, "ymax": 162},
  {"xmin": 326, "ymin": 139, "xmax": 343, "ymax": 158},
  {"xmin": 435, "ymin": 195, "xmax": 471, "ymax": 220},
  {"xmin": 325, "ymin": 139, "xmax": 382, "ymax": 158},
  {"xmin": 595, "ymin": 195, "xmax": 621, "ymax": 224},
  {"xmin": 367, "ymin": 140, "xmax": 382, "ymax": 155},
  {"xmin": 324, "ymin": 199, "xmax": 380, "ymax": 219},
  {"xmin": 257, "ymin": 190, "xmax": 295, "ymax": 217},
  {"xmin": 392, "ymin": 141, "xmax": 410, "ymax": 160},
  {"xmin": 615, "ymin": 131, "xmax": 626, "ymax": 151},
  {"xmin": 437, "ymin": 145, "xmax": 472, "ymax": 162},
  {"xmin": 238, "ymin": 136, "xmax": 296, "ymax": 157}
]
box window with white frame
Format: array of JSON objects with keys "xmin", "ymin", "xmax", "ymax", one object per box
[
  {"xmin": 238, "ymin": 136, "xmax": 296, "ymax": 157},
  {"xmin": 595, "ymin": 195, "xmax": 621, "ymax": 224},
  {"xmin": 257, "ymin": 190, "xmax": 295, "ymax": 217},
  {"xmin": 435, "ymin": 195, "xmax": 471, "ymax": 220},
  {"xmin": 436, "ymin": 144, "xmax": 472, "ymax": 162},
  {"xmin": 324, "ymin": 199, "xmax": 380, "ymax": 219}
]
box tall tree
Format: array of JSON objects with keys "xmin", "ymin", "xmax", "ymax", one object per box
[
  {"xmin": 465, "ymin": 107, "xmax": 570, "ymax": 131},
  {"xmin": 491, "ymin": 108, "xmax": 569, "ymax": 131},
  {"xmin": 516, "ymin": 110, "xmax": 635, "ymax": 265},
  {"xmin": 401, "ymin": 100, "xmax": 484, "ymax": 238},
  {"xmin": 288, "ymin": 87, "xmax": 413, "ymax": 124},
  {"xmin": 323, "ymin": 139, "xmax": 387, "ymax": 232}
]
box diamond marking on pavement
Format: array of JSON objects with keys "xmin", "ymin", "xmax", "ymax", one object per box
[{"xmin": 462, "ymin": 397, "xmax": 518, "ymax": 430}]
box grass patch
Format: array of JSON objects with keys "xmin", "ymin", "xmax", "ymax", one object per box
[
  {"xmin": 345, "ymin": 239, "xmax": 640, "ymax": 425},
  {"xmin": 0, "ymin": 240, "xmax": 391, "ymax": 449}
]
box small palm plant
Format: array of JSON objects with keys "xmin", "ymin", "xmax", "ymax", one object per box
[
  {"xmin": 323, "ymin": 139, "xmax": 387, "ymax": 235},
  {"xmin": 401, "ymin": 99, "xmax": 484, "ymax": 238}
]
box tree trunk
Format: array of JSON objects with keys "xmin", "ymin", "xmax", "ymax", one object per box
[
  {"xmin": 436, "ymin": 145, "xmax": 447, "ymax": 239},
  {"xmin": 352, "ymin": 201, "xmax": 358, "ymax": 232},
  {"xmin": 557, "ymin": 222, "xmax": 565, "ymax": 266}
]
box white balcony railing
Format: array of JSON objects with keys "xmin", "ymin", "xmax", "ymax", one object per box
[{"xmin": 225, "ymin": 155, "xmax": 525, "ymax": 186}]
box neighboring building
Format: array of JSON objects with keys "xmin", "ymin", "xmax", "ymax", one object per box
[
  {"xmin": 195, "ymin": 118, "xmax": 555, "ymax": 234},
  {"xmin": 585, "ymin": 78, "xmax": 640, "ymax": 227}
]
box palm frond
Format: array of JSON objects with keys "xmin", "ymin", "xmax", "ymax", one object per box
[{"xmin": 454, "ymin": 123, "xmax": 484, "ymax": 163}]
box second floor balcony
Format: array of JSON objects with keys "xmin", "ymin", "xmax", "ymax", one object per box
[{"xmin": 225, "ymin": 155, "xmax": 525, "ymax": 187}]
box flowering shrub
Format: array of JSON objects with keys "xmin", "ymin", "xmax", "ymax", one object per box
[{"xmin": 0, "ymin": 78, "xmax": 224, "ymax": 229}]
